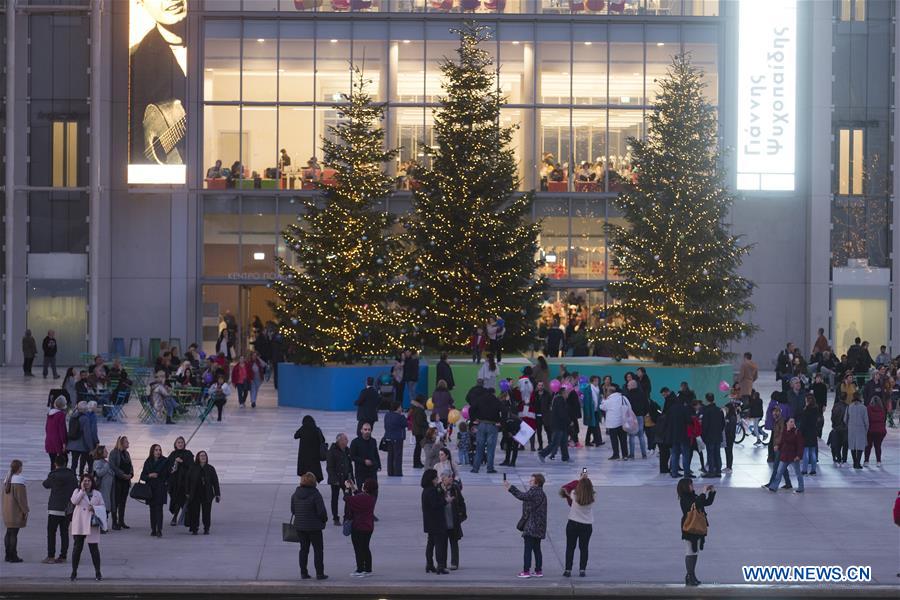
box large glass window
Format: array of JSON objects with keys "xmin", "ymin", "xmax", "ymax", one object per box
[
  {"xmin": 240, "ymin": 105, "xmax": 278, "ymax": 187},
  {"xmin": 204, "ymin": 105, "xmax": 241, "ymax": 185},
  {"xmin": 608, "ymin": 109, "xmax": 642, "ymax": 190},
  {"xmin": 570, "ymin": 197, "xmax": 605, "ymax": 280},
  {"xmin": 241, "ymin": 197, "xmax": 278, "ymax": 274},
  {"xmin": 352, "ymin": 22, "xmax": 386, "ymax": 100},
  {"xmin": 536, "ymin": 198, "xmax": 569, "ymax": 280},
  {"xmin": 837, "ymin": 127, "xmax": 864, "ymax": 196},
  {"xmin": 645, "ymin": 25, "xmax": 679, "ymax": 103},
  {"xmin": 572, "ymin": 25, "xmax": 607, "ymax": 105},
  {"xmin": 203, "ymin": 195, "xmax": 241, "ymax": 277},
  {"xmin": 242, "ymin": 22, "xmax": 278, "ymax": 102},
  {"xmin": 204, "ymin": 21, "xmax": 241, "ymax": 101},
  {"xmin": 425, "ymin": 22, "xmax": 460, "ymax": 102},
  {"xmin": 538, "ymin": 24, "xmax": 570, "ymax": 104},
  {"xmin": 683, "ymin": 25, "xmax": 718, "ymax": 104},
  {"xmin": 392, "ymin": 22, "xmax": 425, "ymax": 102},
  {"xmin": 572, "ymin": 109, "xmax": 605, "ymax": 192},
  {"xmin": 278, "ymin": 106, "xmax": 316, "ymax": 188},
  {"xmin": 317, "ymin": 22, "xmax": 352, "ymax": 102},
  {"xmin": 27, "ymin": 279, "xmax": 87, "ymax": 367},
  {"xmin": 609, "ymin": 25, "xmax": 643, "ymax": 105},
  {"xmin": 498, "ymin": 23, "xmax": 530, "ymax": 104},
  {"xmin": 538, "ymin": 108, "xmax": 571, "ymax": 192},
  {"xmin": 278, "ymin": 21, "xmax": 315, "ymax": 102},
  {"xmin": 28, "ymin": 192, "xmax": 89, "ymax": 254}
]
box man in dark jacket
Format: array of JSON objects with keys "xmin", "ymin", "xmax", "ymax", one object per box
[
  {"xmin": 538, "ymin": 392, "xmax": 571, "ymax": 463},
  {"xmin": 470, "ymin": 390, "xmax": 502, "ymax": 473},
  {"xmin": 535, "ymin": 381, "xmax": 553, "ymax": 449},
  {"xmin": 42, "ymin": 330, "xmax": 59, "ymax": 379},
  {"xmin": 349, "ymin": 424, "xmax": 381, "ymax": 486},
  {"xmin": 435, "ymin": 353, "xmax": 455, "ymax": 391},
  {"xmin": 465, "ymin": 379, "xmax": 487, "ymax": 415},
  {"xmin": 767, "ymin": 418, "xmax": 805, "ymax": 493},
  {"xmin": 656, "ymin": 387, "xmax": 674, "ymax": 473},
  {"xmin": 775, "ymin": 342, "xmax": 794, "ymax": 386},
  {"xmin": 676, "ymin": 382, "xmax": 696, "ymax": 406},
  {"xmin": 409, "ymin": 396, "xmax": 429, "ymax": 469},
  {"xmin": 403, "ymin": 350, "xmax": 420, "ymax": 405},
  {"xmin": 666, "ymin": 396, "xmax": 691, "ymax": 478},
  {"xmin": 355, "ymin": 377, "xmax": 381, "ymax": 436},
  {"xmin": 22, "ymin": 330, "xmax": 37, "ymax": 377},
  {"xmin": 42, "ymin": 455, "xmax": 78, "ymax": 563},
  {"xmin": 700, "ymin": 394, "xmax": 725, "ymax": 477}
]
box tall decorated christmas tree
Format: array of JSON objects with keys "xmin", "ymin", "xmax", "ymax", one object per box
[
  {"xmin": 593, "ymin": 53, "xmax": 755, "ymax": 365},
  {"xmin": 406, "ymin": 22, "xmax": 545, "ymax": 352},
  {"xmin": 272, "ymin": 70, "xmax": 416, "ymax": 365}
]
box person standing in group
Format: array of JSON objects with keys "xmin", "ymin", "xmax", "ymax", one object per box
[
  {"xmin": 798, "ymin": 395, "xmax": 820, "ymax": 476},
  {"xmin": 45, "ymin": 397, "xmax": 68, "ymax": 469},
  {"xmin": 436, "ymin": 353, "xmax": 455, "ymax": 391},
  {"xmin": 167, "ymin": 437, "xmax": 194, "ymax": 526},
  {"xmin": 700, "ymin": 394, "xmax": 724, "ymax": 478},
  {"xmin": 738, "ymin": 352, "xmax": 758, "ymax": 405},
  {"xmin": 830, "ymin": 399, "xmax": 849, "ymax": 465},
  {"xmin": 421, "ymin": 468, "xmax": 449, "ymax": 574},
  {"xmin": 2, "ymin": 460, "xmax": 28, "ymax": 563},
  {"xmin": 504, "ymin": 473, "xmax": 547, "ymax": 579},
  {"xmin": 845, "ymin": 392, "xmax": 869, "ymax": 469},
  {"xmin": 421, "ymin": 428, "xmax": 444, "ymax": 470},
  {"xmin": 294, "ymin": 416, "xmax": 326, "ymax": 483},
  {"xmin": 559, "ymin": 471, "xmax": 595, "ymax": 578},
  {"xmin": 487, "ymin": 317, "xmax": 505, "ymax": 363},
  {"xmin": 231, "ymin": 356, "xmax": 250, "ymax": 408},
  {"xmin": 392, "ymin": 353, "xmax": 405, "ymax": 406},
  {"xmin": 409, "ymin": 395, "xmax": 429, "ymax": 469},
  {"xmin": 140, "ymin": 444, "xmax": 169, "ymax": 537},
  {"xmin": 355, "ymin": 377, "xmax": 381, "ymax": 437},
  {"xmin": 68, "ymin": 473, "xmax": 104, "ymax": 581},
  {"xmin": 533, "ymin": 380, "xmax": 551, "ymax": 451},
  {"xmin": 291, "ymin": 472, "xmax": 328, "ymax": 580},
  {"xmin": 469, "ymin": 327, "xmax": 487, "ymax": 364},
  {"xmin": 677, "ymin": 479, "xmax": 715, "ymax": 586},
  {"xmin": 538, "ymin": 385, "xmax": 570, "ymax": 463},
  {"xmin": 432, "ymin": 380, "xmax": 454, "ymax": 428},
  {"xmin": 383, "ymin": 402, "xmax": 407, "ymax": 477},
  {"xmin": 440, "ymin": 469, "xmax": 466, "ymax": 570},
  {"xmin": 325, "ymin": 434, "xmax": 353, "ymax": 526},
  {"xmin": 108, "ymin": 436, "xmax": 133, "ymax": 530},
  {"xmin": 600, "ymin": 386, "xmax": 632, "ymax": 460},
  {"xmin": 91, "ymin": 447, "xmax": 114, "ymax": 530},
  {"xmin": 344, "ymin": 478, "xmax": 378, "ymax": 577},
  {"xmin": 723, "ymin": 402, "xmax": 737, "ymax": 473},
  {"xmin": 477, "ymin": 353, "xmax": 499, "ymax": 391},
  {"xmin": 22, "ymin": 329, "xmax": 37, "ymax": 377},
  {"xmin": 42, "ymin": 330, "xmax": 59, "ymax": 379},
  {"xmin": 67, "ymin": 402, "xmax": 97, "ymax": 478},
  {"xmin": 666, "ymin": 392, "xmax": 692, "ymax": 478},
  {"xmin": 864, "ymin": 396, "xmax": 887, "ymax": 466},
  {"xmin": 42, "ymin": 454, "xmax": 78, "ymax": 564},
  {"xmin": 403, "ymin": 350, "xmax": 421, "ymax": 405},
  {"xmin": 185, "ymin": 451, "xmax": 220, "ymax": 535},
  {"xmin": 350, "ymin": 423, "xmax": 381, "ymax": 487},
  {"xmin": 766, "ymin": 418, "xmax": 805, "ymax": 494},
  {"xmin": 625, "ymin": 379, "xmax": 649, "ymax": 459},
  {"xmin": 469, "ymin": 387, "xmax": 502, "ymax": 474},
  {"xmin": 582, "ymin": 377, "xmax": 602, "ymax": 448}
]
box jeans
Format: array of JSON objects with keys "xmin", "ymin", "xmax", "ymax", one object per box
[
  {"xmin": 801, "ymin": 447, "xmax": 817, "ymax": 473},
  {"xmin": 705, "ymin": 439, "xmax": 722, "ymax": 474},
  {"xmin": 298, "ymin": 530, "xmax": 325, "ymax": 576},
  {"xmin": 523, "ymin": 535, "xmax": 542, "ymax": 571},
  {"xmin": 628, "ymin": 418, "xmax": 647, "ymax": 458},
  {"xmin": 669, "ymin": 440, "xmax": 690, "ymax": 477},
  {"xmin": 426, "ymin": 531, "xmax": 448, "ymax": 569},
  {"xmin": 609, "ymin": 426, "xmax": 628, "ymax": 458},
  {"xmin": 750, "ymin": 417, "xmax": 764, "ymax": 442},
  {"xmin": 47, "ymin": 514, "xmax": 70, "ymax": 558},
  {"xmin": 43, "ymin": 355, "xmax": 58, "ymax": 378},
  {"xmin": 471, "ymin": 423, "xmax": 498, "ymax": 472},
  {"xmin": 819, "ymin": 367, "xmax": 836, "ymax": 388},
  {"xmin": 769, "ymin": 460, "xmax": 803, "ymax": 492},
  {"xmin": 71, "ymin": 535, "xmax": 101, "ymax": 575},
  {"xmin": 865, "ymin": 431, "xmax": 886, "ymax": 462},
  {"xmin": 533, "ymin": 416, "xmax": 545, "ymax": 449},
  {"xmin": 564, "ymin": 520, "xmax": 592, "ymax": 571},
  {"xmin": 539, "ymin": 430, "xmax": 569, "ymax": 462},
  {"xmin": 350, "ymin": 530, "xmax": 373, "ymax": 572},
  {"xmin": 386, "ymin": 439, "xmax": 403, "ymax": 476},
  {"xmin": 405, "ymin": 381, "xmax": 418, "ymax": 405},
  {"xmin": 472, "ymin": 349, "xmax": 482, "ymax": 363},
  {"xmin": 249, "ymin": 380, "xmax": 261, "ymax": 406}
]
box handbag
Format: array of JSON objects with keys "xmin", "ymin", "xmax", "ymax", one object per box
[
  {"xmin": 91, "ymin": 513, "xmax": 103, "ymax": 529},
  {"xmin": 516, "ymin": 514, "xmax": 527, "ymax": 532},
  {"xmin": 129, "ymin": 481, "xmax": 152, "ymax": 504},
  {"xmin": 378, "ymin": 438, "xmax": 390, "ymax": 452},
  {"xmin": 282, "ymin": 516, "xmax": 301, "ymax": 543},
  {"xmin": 682, "ymin": 504, "xmax": 709, "ymax": 536},
  {"xmin": 342, "ymin": 518, "xmax": 353, "ymax": 537},
  {"xmin": 644, "ymin": 414, "xmax": 655, "ymax": 427}
]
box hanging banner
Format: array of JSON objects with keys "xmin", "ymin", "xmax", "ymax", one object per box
[{"xmin": 128, "ymin": 0, "xmax": 188, "ymax": 184}]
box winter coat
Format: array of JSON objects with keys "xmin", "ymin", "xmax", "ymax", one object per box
[
  {"xmin": 599, "ymin": 392, "xmax": 631, "ymax": 429},
  {"xmin": 186, "ymin": 463, "xmax": 220, "ymax": 504},
  {"xmin": 549, "ymin": 393, "xmax": 569, "ymax": 431},
  {"xmin": 291, "ymin": 485, "xmax": 327, "ymax": 531},
  {"xmin": 43, "ymin": 467, "xmax": 78, "ymax": 513},
  {"xmin": 22, "ymin": 334, "xmax": 37, "ymax": 358},
  {"xmin": 383, "ymin": 411, "xmax": 407, "ymax": 442},
  {"xmin": 680, "ymin": 490, "xmax": 715, "ymax": 552},
  {"xmin": 477, "ymin": 362, "xmax": 499, "ymax": 391},
  {"xmin": 92, "ymin": 459, "xmax": 115, "ymax": 511},
  {"xmin": 2, "ymin": 474, "xmax": 29, "ymax": 528},
  {"xmin": 738, "ymin": 360, "xmax": 758, "ymax": 397},
  {"xmin": 866, "ymin": 404, "xmax": 886, "ymax": 435},
  {"xmin": 536, "ymin": 389, "xmax": 553, "ymax": 419},
  {"xmin": 831, "ymin": 402, "xmax": 848, "ymax": 433},
  {"xmin": 422, "ymin": 438, "xmax": 444, "ymax": 470},
  {"xmin": 436, "ymin": 360, "xmax": 455, "ymax": 391},
  {"xmin": 749, "ymin": 395, "xmax": 764, "ymax": 419},
  {"xmin": 637, "ymin": 374, "xmax": 652, "ymax": 398},
  {"xmin": 166, "ymin": 448, "xmax": 194, "ymax": 506},
  {"xmin": 701, "ymin": 404, "xmax": 725, "ymax": 444},
  {"xmin": 325, "ymin": 444, "xmax": 353, "ymax": 486},
  {"xmin": 446, "ymin": 481, "xmax": 467, "ymax": 538},
  {"xmin": 778, "ymin": 428, "xmax": 804, "ymax": 462},
  {"xmin": 845, "ymin": 401, "xmax": 869, "ymax": 450},
  {"xmin": 626, "ymin": 388, "xmax": 649, "ymax": 417},
  {"xmin": 431, "ymin": 389, "xmax": 454, "ymax": 422},
  {"xmin": 294, "ymin": 421, "xmax": 325, "ymax": 481},
  {"xmin": 344, "ymin": 491, "xmax": 376, "ymax": 533},
  {"xmin": 664, "ymin": 401, "xmax": 690, "ymax": 445},
  {"xmin": 349, "ymin": 436, "xmax": 380, "ymax": 482},
  {"xmin": 42, "ymin": 336, "xmax": 58, "ymax": 357},
  {"xmin": 797, "ymin": 406, "xmax": 820, "ymax": 446},
  {"xmin": 403, "ymin": 356, "xmax": 420, "ymax": 383},
  {"xmin": 109, "ymin": 449, "xmax": 134, "ymax": 481},
  {"xmin": 507, "ymin": 484, "xmax": 547, "ymax": 539},
  {"xmin": 409, "ymin": 401, "xmax": 429, "ymax": 438},
  {"xmin": 140, "ymin": 457, "xmax": 170, "ymax": 507},
  {"xmin": 70, "ymin": 488, "xmax": 103, "ymax": 542},
  {"xmin": 421, "ymin": 486, "xmax": 448, "ymax": 535},
  {"xmin": 355, "ymin": 386, "xmax": 381, "ymax": 425},
  {"xmin": 45, "ymin": 408, "xmax": 68, "ymax": 455},
  {"xmin": 66, "ymin": 412, "xmax": 97, "ymax": 453},
  {"xmin": 582, "ymin": 387, "xmax": 600, "ymax": 427}
]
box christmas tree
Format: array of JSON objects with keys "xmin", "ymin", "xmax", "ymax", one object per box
[
  {"xmin": 406, "ymin": 22, "xmax": 545, "ymax": 352},
  {"xmin": 593, "ymin": 53, "xmax": 755, "ymax": 365},
  {"xmin": 272, "ymin": 70, "xmax": 416, "ymax": 365}
]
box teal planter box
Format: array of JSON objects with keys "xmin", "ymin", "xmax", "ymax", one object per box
[{"xmin": 277, "ymin": 363, "xmax": 428, "ymax": 411}]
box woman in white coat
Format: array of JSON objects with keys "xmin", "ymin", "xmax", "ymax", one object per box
[
  {"xmin": 70, "ymin": 473, "xmax": 104, "ymax": 581},
  {"xmin": 600, "ymin": 388, "xmax": 632, "ymax": 460}
]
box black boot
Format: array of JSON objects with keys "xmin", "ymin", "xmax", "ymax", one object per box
[{"xmin": 685, "ymin": 555, "xmax": 700, "ymax": 586}]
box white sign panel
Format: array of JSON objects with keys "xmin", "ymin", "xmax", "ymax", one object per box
[{"xmin": 736, "ymin": 0, "xmax": 797, "ymax": 192}]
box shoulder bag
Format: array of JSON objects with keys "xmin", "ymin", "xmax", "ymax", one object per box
[
  {"xmin": 682, "ymin": 503, "xmax": 708, "ymax": 536},
  {"xmin": 342, "ymin": 517, "xmax": 353, "ymax": 537},
  {"xmin": 282, "ymin": 515, "xmax": 301, "ymax": 543},
  {"xmin": 378, "ymin": 437, "xmax": 390, "ymax": 452},
  {"xmin": 129, "ymin": 480, "xmax": 152, "ymax": 504}
]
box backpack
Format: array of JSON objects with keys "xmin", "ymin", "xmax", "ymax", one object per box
[{"xmin": 68, "ymin": 414, "xmax": 82, "ymax": 442}]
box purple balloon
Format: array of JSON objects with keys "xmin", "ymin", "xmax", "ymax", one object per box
[
  {"xmin": 199, "ymin": 351, "xmax": 207, "ymax": 360},
  {"xmin": 579, "ymin": 375, "xmax": 588, "ymax": 385},
  {"xmin": 500, "ymin": 380, "xmax": 510, "ymax": 393},
  {"xmin": 549, "ymin": 380, "xmax": 561, "ymax": 393}
]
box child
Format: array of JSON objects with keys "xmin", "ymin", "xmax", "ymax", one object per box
[
  {"xmin": 457, "ymin": 422, "xmax": 471, "ymax": 465},
  {"xmin": 429, "ymin": 411, "xmax": 447, "ymax": 440},
  {"xmin": 469, "ymin": 327, "xmax": 486, "ymax": 364}
]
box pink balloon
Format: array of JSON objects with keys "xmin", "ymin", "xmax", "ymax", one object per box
[
  {"xmin": 461, "ymin": 405, "xmax": 470, "ymax": 420},
  {"xmin": 550, "ymin": 380, "xmax": 561, "ymax": 393},
  {"xmin": 718, "ymin": 380, "xmax": 730, "ymax": 392}
]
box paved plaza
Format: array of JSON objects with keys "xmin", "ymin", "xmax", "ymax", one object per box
[{"xmin": 0, "ymin": 365, "xmax": 898, "ymax": 596}]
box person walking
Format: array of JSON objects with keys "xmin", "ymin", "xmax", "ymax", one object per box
[
  {"xmin": 355, "ymin": 377, "xmax": 381, "ymax": 437},
  {"xmin": 325, "ymin": 434, "xmax": 353, "ymax": 526},
  {"xmin": 677, "ymin": 478, "xmax": 715, "ymax": 586},
  {"xmin": 291, "ymin": 472, "xmax": 328, "ymax": 580},
  {"xmin": 865, "ymin": 396, "xmax": 887, "ymax": 466},
  {"xmin": 798, "ymin": 395, "xmax": 820, "ymax": 475},
  {"xmin": 766, "ymin": 418, "xmax": 805, "ymax": 493},
  {"xmin": 22, "ymin": 330, "xmax": 37, "ymax": 377},
  {"xmin": 42, "ymin": 330, "xmax": 59, "ymax": 379},
  {"xmin": 108, "ymin": 436, "xmax": 133, "ymax": 530},
  {"xmin": 409, "ymin": 395, "xmax": 428, "ymax": 469},
  {"xmin": 749, "ymin": 390, "xmax": 766, "ymax": 445},
  {"xmin": 403, "ymin": 350, "xmax": 421, "ymax": 406},
  {"xmin": 69, "ymin": 473, "xmax": 104, "ymax": 581},
  {"xmin": 185, "ymin": 451, "xmax": 220, "ymax": 535},
  {"xmin": 230, "ymin": 357, "xmax": 250, "ymax": 408},
  {"xmin": 470, "ymin": 388, "xmax": 502, "ymax": 473},
  {"xmin": 140, "ymin": 444, "xmax": 169, "ymax": 537},
  {"xmin": 350, "ymin": 424, "xmax": 381, "ymax": 486},
  {"xmin": 504, "ymin": 473, "xmax": 547, "ymax": 578},
  {"xmin": 344, "ymin": 478, "xmax": 378, "ymax": 577},
  {"xmin": 45, "ymin": 397, "xmax": 68, "ymax": 469},
  {"xmin": 421, "ymin": 468, "xmax": 449, "ymax": 574},
  {"xmin": 3, "ymin": 460, "xmax": 28, "ymax": 563},
  {"xmin": 830, "ymin": 400, "xmax": 849, "ymax": 465},
  {"xmin": 383, "ymin": 402, "xmax": 407, "ymax": 477},
  {"xmin": 559, "ymin": 471, "xmax": 595, "ymax": 578},
  {"xmin": 208, "ymin": 374, "xmax": 231, "ymax": 422},
  {"xmin": 91, "ymin": 447, "xmax": 114, "ymax": 531},
  {"xmin": 845, "ymin": 392, "xmax": 869, "ymax": 469},
  {"xmin": 294, "ymin": 416, "xmax": 326, "ymax": 482},
  {"xmin": 166, "ymin": 437, "xmax": 194, "ymax": 526},
  {"xmin": 738, "ymin": 352, "xmax": 758, "ymax": 404},
  {"xmin": 700, "ymin": 394, "xmax": 724, "ymax": 477},
  {"xmin": 42, "ymin": 454, "xmax": 78, "ymax": 564}
]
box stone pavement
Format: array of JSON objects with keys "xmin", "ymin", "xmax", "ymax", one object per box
[{"xmin": 0, "ymin": 366, "xmax": 898, "ymax": 596}]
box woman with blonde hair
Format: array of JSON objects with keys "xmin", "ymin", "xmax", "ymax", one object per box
[
  {"xmin": 108, "ymin": 436, "xmax": 134, "ymax": 530},
  {"xmin": 559, "ymin": 471, "xmax": 595, "ymax": 577},
  {"xmin": 2, "ymin": 460, "xmax": 28, "ymax": 563}
]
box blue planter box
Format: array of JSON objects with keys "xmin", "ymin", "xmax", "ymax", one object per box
[
  {"xmin": 277, "ymin": 363, "xmax": 429, "ymax": 411},
  {"xmin": 544, "ymin": 358, "xmax": 734, "ymax": 405}
]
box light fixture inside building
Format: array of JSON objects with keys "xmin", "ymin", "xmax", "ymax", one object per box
[
  {"xmin": 330, "ymin": 39, "xmax": 338, "ymax": 43},
  {"xmin": 257, "ymin": 38, "xmax": 265, "ymax": 43},
  {"xmin": 621, "ymin": 96, "xmax": 631, "ymax": 103},
  {"xmin": 512, "ymin": 41, "xmax": 520, "ymax": 45},
  {"xmin": 402, "ymin": 39, "xmax": 411, "ymax": 44},
  {"xmin": 253, "ymin": 252, "xmax": 266, "ymax": 261},
  {"xmin": 545, "ymin": 253, "xmax": 557, "ymax": 263},
  {"xmin": 584, "ymin": 41, "xmax": 592, "ymax": 46},
  {"xmin": 657, "ymin": 42, "xmax": 665, "ymax": 46}
]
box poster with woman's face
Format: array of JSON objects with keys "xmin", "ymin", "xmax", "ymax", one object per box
[{"xmin": 128, "ymin": 0, "xmax": 188, "ymax": 184}]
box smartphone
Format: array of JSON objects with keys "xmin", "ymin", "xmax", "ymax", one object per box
[
  {"xmin": 503, "ymin": 472, "xmax": 507, "ymax": 481},
  {"xmin": 582, "ymin": 467, "xmax": 588, "ymax": 475}
]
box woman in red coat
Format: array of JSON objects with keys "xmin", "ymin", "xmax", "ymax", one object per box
[
  {"xmin": 230, "ymin": 356, "xmax": 250, "ymax": 408},
  {"xmin": 44, "ymin": 396, "xmax": 68, "ymax": 469},
  {"xmin": 864, "ymin": 397, "xmax": 887, "ymax": 465}
]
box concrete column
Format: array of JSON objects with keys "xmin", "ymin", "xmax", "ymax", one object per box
[
  {"xmin": 521, "ymin": 42, "xmax": 535, "ymax": 191},
  {"xmin": 386, "ymin": 41, "xmax": 399, "ymax": 177},
  {"xmin": 892, "ymin": 14, "xmax": 900, "ymax": 354}
]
